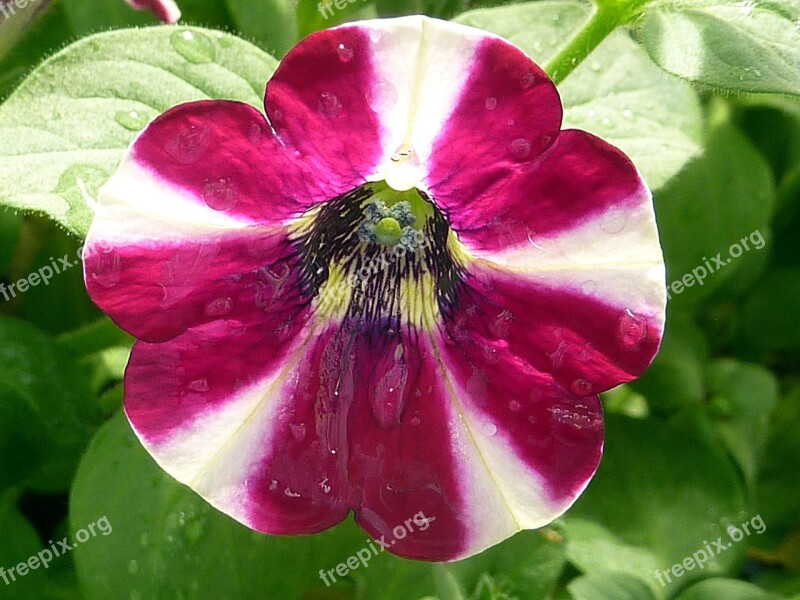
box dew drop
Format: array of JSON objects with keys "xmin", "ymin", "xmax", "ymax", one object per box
[
  {"xmin": 368, "ymin": 79, "xmax": 398, "ymax": 112},
  {"xmin": 581, "ymin": 280, "xmax": 597, "ymax": 295},
  {"xmin": 284, "ymin": 487, "xmax": 301, "ymax": 498},
  {"xmin": 319, "ymin": 91, "xmax": 342, "ymax": 118},
  {"xmin": 114, "ymin": 109, "xmax": 149, "ymax": 132},
  {"xmin": 186, "ymin": 378, "xmax": 209, "ymax": 394},
  {"xmin": 509, "ymin": 400, "xmax": 521, "ymax": 412},
  {"xmin": 289, "ymin": 422, "xmax": 307, "ymax": 442},
  {"xmin": 623, "ymin": 109, "xmax": 633, "ymax": 118},
  {"xmin": 89, "ymin": 246, "xmax": 122, "ymax": 288},
  {"xmin": 371, "ymin": 358, "xmax": 408, "ymax": 428},
  {"xmin": 204, "ymin": 297, "xmax": 233, "ymax": 317},
  {"xmin": 336, "ymin": 42, "xmax": 354, "ymax": 62},
  {"xmin": 410, "ymin": 416, "xmax": 421, "ymax": 426},
  {"xmin": 540, "ymin": 134, "xmax": 553, "ymax": 147},
  {"xmin": 139, "ymin": 532, "xmax": 150, "ymax": 547},
  {"xmin": 128, "ymin": 559, "xmax": 139, "ymax": 575},
  {"xmin": 510, "ymin": 138, "xmax": 532, "ymax": 159},
  {"xmin": 590, "ymin": 62, "xmax": 601, "ymax": 72},
  {"xmin": 599, "ymin": 206, "xmax": 628, "ymax": 234},
  {"xmin": 319, "ymin": 477, "xmax": 332, "ymax": 494},
  {"xmin": 601, "ymin": 117, "xmax": 612, "ymax": 126},
  {"xmin": 489, "ymin": 309, "xmax": 513, "ymax": 338},
  {"xmin": 167, "ymin": 125, "xmax": 210, "ymax": 164},
  {"xmin": 484, "ymin": 96, "xmax": 498, "ymax": 110},
  {"xmin": 170, "ymin": 30, "xmax": 217, "ymax": 64},
  {"xmin": 202, "ymin": 178, "xmax": 238, "ymax": 211},
  {"xmin": 571, "ymin": 378, "xmax": 593, "ymax": 395},
  {"xmin": 481, "ymin": 421, "xmax": 498, "ymax": 437},
  {"xmin": 130, "ymin": 592, "xmax": 143, "ymax": 600},
  {"xmin": 617, "ymin": 309, "xmax": 647, "ymax": 349},
  {"xmin": 520, "ymin": 72, "xmax": 536, "ymax": 89}
]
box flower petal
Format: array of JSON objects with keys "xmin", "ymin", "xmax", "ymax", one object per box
[
  {"xmin": 126, "ymin": 100, "xmax": 354, "ymax": 225},
  {"xmin": 437, "ymin": 320, "xmax": 604, "ymax": 511},
  {"xmin": 440, "ymin": 130, "xmax": 655, "ymax": 254},
  {"xmin": 446, "ymin": 261, "xmax": 663, "ymax": 398},
  {"xmin": 346, "ymin": 329, "xmax": 521, "ymax": 561},
  {"xmin": 125, "ymin": 0, "xmax": 181, "ymax": 23},
  {"xmin": 84, "ymin": 230, "xmax": 303, "ymax": 343}
]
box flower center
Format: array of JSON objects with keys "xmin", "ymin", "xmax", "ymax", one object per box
[
  {"xmin": 375, "ymin": 217, "xmax": 402, "ymax": 246},
  {"xmin": 289, "ymin": 182, "xmax": 467, "ymax": 330}
]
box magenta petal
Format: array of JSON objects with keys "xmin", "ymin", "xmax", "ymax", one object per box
[
  {"xmin": 266, "ymin": 26, "xmax": 384, "ymax": 186},
  {"xmin": 447, "ymin": 262, "xmax": 663, "ymax": 398},
  {"xmin": 347, "ymin": 330, "xmax": 467, "ymax": 560},
  {"xmin": 85, "ymin": 230, "xmax": 303, "ymax": 343},
  {"xmin": 131, "ymin": 101, "xmax": 346, "ymax": 222},
  {"xmin": 435, "ymin": 128, "xmax": 649, "ymax": 254},
  {"xmin": 125, "ymin": 0, "xmax": 180, "ymax": 23},
  {"xmin": 425, "ymin": 36, "xmax": 561, "ymax": 233}
]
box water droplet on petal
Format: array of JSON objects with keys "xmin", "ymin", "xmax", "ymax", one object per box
[
  {"xmin": 203, "ymin": 178, "xmax": 238, "ymax": 211},
  {"xmin": 167, "ymin": 125, "xmax": 210, "ymax": 164},
  {"xmin": 170, "ymin": 30, "xmax": 216, "ymax": 64},
  {"xmin": 485, "ymin": 96, "xmax": 498, "ymax": 110},
  {"xmin": 540, "ymin": 134, "xmax": 553, "ymax": 147},
  {"xmin": 509, "ymin": 400, "xmax": 521, "ymax": 412},
  {"xmin": 410, "ymin": 416, "xmax": 421, "ymax": 426},
  {"xmin": 336, "ymin": 43, "xmax": 354, "ymax": 62},
  {"xmin": 510, "ymin": 138, "xmax": 532, "ymax": 159},
  {"xmin": 319, "ymin": 91, "xmax": 342, "ymax": 118},
  {"xmin": 368, "ymin": 79, "xmax": 398, "ymax": 112},
  {"xmin": 599, "ymin": 206, "xmax": 628, "ymax": 234},
  {"xmin": 571, "ymin": 378, "xmax": 593, "ymax": 395},
  {"xmin": 520, "ymin": 72, "xmax": 536, "ymax": 89},
  {"xmin": 115, "ymin": 110, "xmax": 149, "ymax": 132},
  {"xmin": 289, "ymin": 422, "xmax": 307, "ymax": 442},
  {"xmin": 371, "ymin": 358, "xmax": 408, "ymax": 428},
  {"xmin": 481, "ymin": 421, "xmax": 498, "ymax": 437},
  {"xmin": 188, "ymin": 378, "xmax": 209, "ymax": 392},
  {"xmin": 89, "ymin": 247, "xmax": 122, "ymax": 288},
  {"xmin": 205, "ymin": 297, "xmax": 233, "ymax": 317},
  {"xmin": 618, "ymin": 309, "xmax": 647, "ymax": 349}
]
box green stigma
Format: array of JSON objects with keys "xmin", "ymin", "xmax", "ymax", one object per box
[{"xmin": 375, "ymin": 217, "xmax": 403, "ymax": 246}]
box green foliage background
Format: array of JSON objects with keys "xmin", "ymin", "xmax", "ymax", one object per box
[{"xmin": 0, "ymin": 0, "xmax": 798, "ymax": 599}]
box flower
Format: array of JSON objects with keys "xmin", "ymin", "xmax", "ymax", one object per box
[
  {"xmin": 125, "ymin": 0, "xmax": 181, "ymax": 23},
  {"xmin": 84, "ymin": 16, "xmax": 666, "ymax": 561}
]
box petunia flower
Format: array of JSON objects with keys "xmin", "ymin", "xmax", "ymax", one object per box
[
  {"xmin": 84, "ymin": 16, "xmax": 666, "ymax": 561},
  {"xmin": 125, "ymin": 0, "xmax": 181, "ymax": 24}
]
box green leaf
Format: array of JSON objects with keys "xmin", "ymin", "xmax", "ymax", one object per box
[
  {"xmin": 674, "ymin": 578, "xmax": 784, "ymax": 600},
  {"xmin": 0, "ymin": 494, "xmax": 47, "ymax": 599},
  {"xmin": 570, "ymin": 413, "xmax": 748, "ymax": 596},
  {"xmin": 756, "ymin": 385, "xmax": 800, "ymax": 535},
  {"xmin": 455, "ymin": 1, "xmax": 703, "ymax": 190},
  {"xmin": 638, "ymin": 0, "xmax": 800, "ymax": 97},
  {"xmin": 655, "ymin": 123, "xmax": 775, "ymax": 304},
  {"xmin": 71, "ymin": 412, "xmax": 368, "ymax": 600},
  {"xmin": 442, "ymin": 529, "xmax": 566, "ymax": 600},
  {"xmin": 568, "ymin": 572, "xmax": 657, "ymax": 600},
  {"xmin": 741, "ymin": 268, "xmax": 800, "ymax": 350},
  {"xmin": 562, "ymin": 518, "xmax": 661, "ymax": 595},
  {"xmin": 629, "ymin": 309, "xmax": 709, "ymax": 413},
  {"xmin": 0, "ymin": 26, "xmax": 278, "ymax": 237},
  {"xmin": 706, "ymin": 359, "xmax": 778, "ymax": 489},
  {"xmin": 224, "ymin": 0, "xmax": 299, "ymax": 57},
  {"xmin": 0, "ymin": 316, "xmax": 96, "ymax": 492}
]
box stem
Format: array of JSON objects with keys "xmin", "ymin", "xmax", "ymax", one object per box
[{"xmin": 544, "ymin": 2, "xmax": 630, "ymax": 85}]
